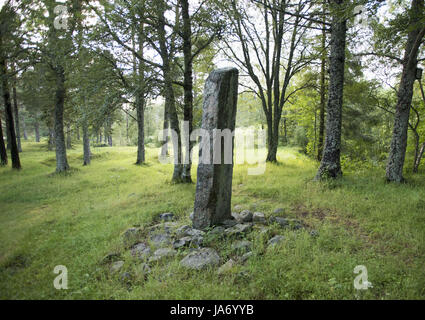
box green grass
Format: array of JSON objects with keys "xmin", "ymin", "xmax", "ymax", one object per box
[{"xmin": 1, "ymin": 140, "xmax": 425, "ymax": 299}]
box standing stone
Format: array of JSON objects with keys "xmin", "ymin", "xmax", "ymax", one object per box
[{"xmin": 193, "ymin": 68, "xmax": 239, "ymax": 229}]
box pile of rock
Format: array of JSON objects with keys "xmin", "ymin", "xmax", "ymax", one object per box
[{"xmin": 104, "ymin": 207, "xmax": 312, "ymax": 281}]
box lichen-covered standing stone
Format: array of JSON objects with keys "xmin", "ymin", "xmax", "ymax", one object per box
[{"xmin": 193, "ymin": 68, "xmax": 239, "ymax": 229}]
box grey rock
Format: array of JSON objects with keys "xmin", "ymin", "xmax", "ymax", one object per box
[
  {"xmin": 217, "ymin": 259, "xmax": 236, "ymax": 275},
  {"xmin": 185, "ymin": 228, "xmax": 205, "ymax": 238},
  {"xmin": 252, "ymin": 212, "xmax": 266, "ymax": 224},
  {"xmin": 221, "ymin": 219, "xmax": 238, "ymax": 228},
  {"xmin": 238, "ymin": 210, "xmax": 253, "ymax": 223},
  {"xmin": 233, "ymin": 205, "xmax": 244, "ymax": 212},
  {"xmin": 172, "ymin": 236, "xmax": 192, "ymax": 249},
  {"xmin": 271, "ymin": 216, "xmax": 289, "ymax": 228},
  {"xmin": 149, "ymin": 233, "xmax": 172, "ymax": 247},
  {"xmin": 209, "ymin": 226, "xmax": 225, "ymax": 235},
  {"xmin": 180, "ymin": 248, "xmax": 221, "ymax": 270},
  {"xmin": 240, "ymin": 251, "xmax": 253, "ymax": 263},
  {"xmin": 224, "ymin": 223, "xmax": 253, "ymax": 237},
  {"xmin": 268, "ymin": 235, "xmax": 285, "ymax": 246},
  {"xmin": 159, "ymin": 212, "xmax": 175, "ymax": 221},
  {"xmin": 192, "ymin": 68, "xmax": 239, "ymax": 229},
  {"xmin": 273, "ymin": 208, "xmax": 285, "ymax": 215},
  {"xmin": 110, "ymin": 260, "xmax": 124, "ymax": 273},
  {"xmin": 119, "ymin": 272, "xmax": 132, "ymax": 283},
  {"xmin": 122, "ymin": 227, "xmax": 143, "ymax": 247},
  {"xmin": 130, "ymin": 242, "xmax": 151, "ymax": 260},
  {"xmin": 231, "ymin": 240, "xmax": 252, "ymax": 253},
  {"xmin": 149, "ymin": 248, "xmax": 176, "ymax": 263},
  {"xmin": 287, "ymin": 219, "xmax": 303, "ymax": 230},
  {"xmin": 176, "ymin": 225, "xmax": 191, "ymax": 237},
  {"xmin": 149, "ymin": 222, "xmax": 179, "ymax": 234}
]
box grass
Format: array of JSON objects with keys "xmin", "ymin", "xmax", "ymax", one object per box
[{"xmin": 0, "ymin": 140, "xmax": 424, "ymax": 299}]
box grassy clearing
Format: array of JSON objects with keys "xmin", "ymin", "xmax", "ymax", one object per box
[{"xmin": 0, "ymin": 140, "xmax": 424, "ymax": 299}]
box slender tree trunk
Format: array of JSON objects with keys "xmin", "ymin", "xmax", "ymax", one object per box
[
  {"xmin": 136, "ymin": 97, "xmax": 145, "ymax": 164},
  {"xmin": 5, "ymin": 107, "xmax": 10, "ymax": 150},
  {"xmin": 386, "ymin": 0, "xmax": 425, "ymax": 182},
  {"xmin": 48, "ymin": 125, "xmax": 54, "ymax": 150},
  {"xmin": 414, "ymin": 142, "xmax": 425, "ymax": 172},
  {"xmin": 0, "ymin": 111, "xmax": 7, "ymax": 165},
  {"xmin": 1, "ymin": 44, "xmax": 21, "ymax": 169},
  {"xmin": 22, "ymin": 112, "xmax": 28, "ymax": 140},
  {"xmin": 181, "ymin": 0, "xmax": 194, "ymax": 183},
  {"xmin": 135, "ymin": 18, "xmax": 146, "ymax": 165},
  {"xmin": 126, "ymin": 112, "xmax": 129, "ymax": 144},
  {"xmin": 157, "ymin": 1, "xmax": 182, "ymax": 182},
  {"xmin": 82, "ymin": 119, "xmax": 90, "ymax": 166},
  {"xmin": 12, "ymin": 77, "xmax": 22, "ymax": 152},
  {"xmin": 66, "ymin": 123, "xmax": 72, "ymax": 149},
  {"xmin": 53, "ymin": 65, "xmax": 69, "ymax": 172},
  {"xmin": 34, "ymin": 119, "xmax": 40, "ymax": 142},
  {"xmin": 317, "ymin": 13, "xmax": 326, "ymax": 161},
  {"xmin": 76, "ymin": 126, "xmax": 80, "ymax": 140},
  {"xmin": 315, "ymin": 0, "xmax": 346, "ymax": 180},
  {"xmin": 160, "ymin": 105, "xmax": 169, "ymax": 157}
]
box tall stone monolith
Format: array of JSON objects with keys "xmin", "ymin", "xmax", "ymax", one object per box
[{"xmin": 193, "ymin": 67, "xmax": 239, "ymax": 229}]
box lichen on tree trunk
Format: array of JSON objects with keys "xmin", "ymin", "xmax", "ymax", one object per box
[{"xmin": 315, "ymin": 0, "xmax": 346, "ymax": 180}]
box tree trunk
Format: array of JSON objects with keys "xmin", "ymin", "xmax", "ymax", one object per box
[
  {"xmin": 48, "ymin": 125, "xmax": 54, "ymax": 150},
  {"xmin": 54, "ymin": 65, "xmax": 69, "ymax": 172},
  {"xmin": 34, "ymin": 119, "xmax": 40, "ymax": 142},
  {"xmin": 315, "ymin": 0, "xmax": 346, "ymax": 180},
  {"xmin": 135, "ymin": 19, "xmax": 146, "ymax": 165},
  {"xmin": 157, "ymin": 1, "xmax": 182, "ymax": 182},
  {"xmin": 0, "ymin": 111, "xmax": 7, "ymax": 165},
  {"xmin": 160, "ymin": 105, "xmax": 169, "ymax": 157},
  {"xmin": 386, "ymin": 0, "xmax": 425, "ymax": 182},
  {"xmin": 82, "ymin": 119, "xmax": 90, "ymax": 166},
  {"xmin": 66, "ymin": 123, "xmax": 72, "ymax": 149},
  {"xmin": 413, "ymin": 142, "xmax": 425, "ymax": 172},
  {"xmin": 181, "ymin": 0, "xmax": 194, "ymax": 183},
  {"xmin": 1, "ymin": 49, "xmax": 21, "ymax": 169},
  {"xmin": 22, "ymin": 112, "xmax": 28, "ymax": 140},
  {"xmin": 317, "ymin": 12, "xmax": 326, "ymax": 161},
  {"xmin": 12, "ymin": 80, "xmax": 22, "ymax": 152}
]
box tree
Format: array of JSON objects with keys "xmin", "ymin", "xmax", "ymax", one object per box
[
  {"xmin": 0, "ymin": 1, "xmax": 21, "ymax": 169},
  {"xmin": 385, "ymin": 0, "xmax": 425, "ymax": 182}
]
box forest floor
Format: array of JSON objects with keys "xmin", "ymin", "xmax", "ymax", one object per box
[{"xmin": 1, "ymin": 141, "xmax": 425, "ymax": 299}]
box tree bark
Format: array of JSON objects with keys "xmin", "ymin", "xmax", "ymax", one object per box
[
  {"xmin": 315, "ymin": 0, "xmax": 346, "ymax": 180},
  {"xmin": 22, "ymin": 112, "xmax": 28, "ymax": 140},
  {"xmin": 53, "ymin": 65, "xmax": 69, "ymax": 172},
  {"xmin": 1, "ymin": 47, "xmax": 21, "ymax": 169},
  {"xmin": 157, "ymin": 1, "xmax": 183, "ymax": 182},
  {"xmin": 413, "ymin": 142, "xmax": 425, "ymax": 172},
  {"xmin": 12, "ymin": 73, "xmax": 22, "ymax": 152},
  {"xmin": 34, "ymin": 118, "xmax": 40, "ymax": 142},
  {"xmin": 386, "ymin": 0, "xmax": 425, "ymax": 182},
  {"xmin": 317, "ymin": 12, "xmax": 327, "ymax": 161},
  {"xmin": 0, "ymin": 111, "xmax": 7, "ymax": 165},
  {"xmin": 66, "ymin": 123, "xmax": 72, "ymax": 149},
  {"xmin": 181, "ymin": 0, "xmax": 194, "ymax": 183},
  {"xmin": 82, "ymin": 119, "xmax": 90, "ymax": 166},
  {"xmin": 135, "ymin": 17, "xmax": 146, "ymax": 165}
]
